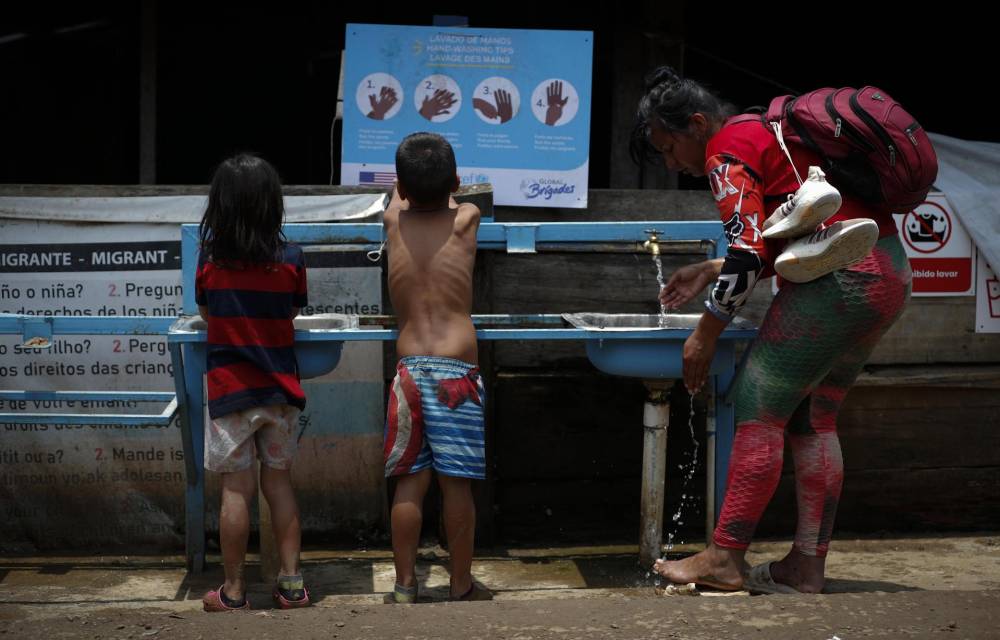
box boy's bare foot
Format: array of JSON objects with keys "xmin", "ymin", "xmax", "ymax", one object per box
[
  {"xmin": 450, "ymin": 581, "xmax": 493, "ymax": 601},
  {"xmin": 651, "ymin": 544, "xmax": 746, "ymax": 591}
]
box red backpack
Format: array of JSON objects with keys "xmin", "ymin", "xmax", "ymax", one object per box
[{"xmin": 753, "ymin": 87, "xmax": 938, "ymax": 212}]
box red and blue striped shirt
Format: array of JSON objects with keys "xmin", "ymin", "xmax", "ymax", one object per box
[{"xmin": 195, "ymin": 244, "xmax": 308, "ymax": 419}]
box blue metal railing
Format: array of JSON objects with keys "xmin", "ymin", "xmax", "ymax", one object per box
[{"xmin": 0, "ymin": 315, "xmax": 178, "ymax": 425}]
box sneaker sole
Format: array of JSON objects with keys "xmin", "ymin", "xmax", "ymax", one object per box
[
  {"xmin": 775, "ymin": 222, "xmax": 879, "ymax": 283},
  {"xmin": 762, "ymin": 191, "xmax": 842, "ymax": 239}
]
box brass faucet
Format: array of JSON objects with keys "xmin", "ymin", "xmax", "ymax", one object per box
[{"xmin": 643, "ymin": 229, "xmax": 661, "ymax": 256}]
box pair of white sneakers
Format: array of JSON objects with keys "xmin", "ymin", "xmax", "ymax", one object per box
[{"xmin": 763, "ymin": 166, "xmax": 879, "ymax": 283}]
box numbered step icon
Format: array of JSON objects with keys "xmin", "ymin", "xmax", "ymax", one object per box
[
  {"xmin": 357, "ymin": 72, "xmax": 403, "ymax": 121},
  {"xmin": 472, "ymin": 77, "xmax": 520, "ymax": 125},
  {"xmin": 414, "ymin": 75, "xmax": 462, "ymax": 123},
  {"xmin": 531, "ymin": 79, "xmax": 579, "ymax": 127}
]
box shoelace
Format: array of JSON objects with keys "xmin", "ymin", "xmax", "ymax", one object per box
[
  {"xmin": 770, "ymin": 121, "xmax": 805, "ymax": 186},
  {"xmin": 775, "ymin": 193, "xmax": 797, "ymax": 220},
  {"xmin": 774, "ymin": 168, "xmax": 827, "ymax": 223},
  {"xmin": 805, "ymin": 224, "xmax": 837, "ymax": 244}
]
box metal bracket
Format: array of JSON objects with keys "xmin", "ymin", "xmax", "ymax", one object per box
[
  {"xmin": 20, "ymin": 316, "xmax": 53, "ymax": 349},
  {"xmin": 505, "ymin": 224, "xmax": 539, "ymax": 253}
]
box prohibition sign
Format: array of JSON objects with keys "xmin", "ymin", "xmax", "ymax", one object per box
[{"xmin": 902, "ymin": 202, "xmax": 951, "ymax": 254}]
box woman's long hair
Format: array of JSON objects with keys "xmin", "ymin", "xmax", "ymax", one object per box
[{"xmin": 630, "ymin": 66, "xmax": 737, "ymax": 165}]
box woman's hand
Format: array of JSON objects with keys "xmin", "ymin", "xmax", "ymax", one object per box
[
  {"xmin": 660, "ymin": 259, "xmax": 722, "ymax": 310},
  {"xmin": 682, "ymin": 312, "xmax": 727, "ymax": 394}
]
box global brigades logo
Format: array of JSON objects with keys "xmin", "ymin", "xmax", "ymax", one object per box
[{"xmin": 520, "ymin": 178, "xmax": 575, "ymax": 200}]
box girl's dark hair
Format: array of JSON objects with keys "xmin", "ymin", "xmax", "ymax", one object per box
[
  {"xmin": 629, "ymin": 66, "xmax": 738, "ymax": 165},
  {"xmin": 199, "ymin": 153, "xmax": 286, "ymax": 265}
]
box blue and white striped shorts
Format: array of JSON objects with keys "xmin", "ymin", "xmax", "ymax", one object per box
[{"xmin": 383, "ymin": 356, "xmax": 486, "ymax": 480}]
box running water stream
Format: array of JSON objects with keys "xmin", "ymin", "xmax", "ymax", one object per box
[
  {"xmin": 653, "ymin": 254, "xmax": 669, "ymax": 326},
  {"xmin": 663, "ymin": 391, "xmax": 699, "ymax": 554},
  {"xmin": 647, "ymin": 258, "xmax": 701, "ymax": 583}
]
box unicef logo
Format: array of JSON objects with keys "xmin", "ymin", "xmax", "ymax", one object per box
[
  {"xmin": 460, "ymin": 172, "xmax": 490, "ymax": 185},
  {"xmin": 520, "ymin": 178, "xmax": 576, "ymax": 200}
]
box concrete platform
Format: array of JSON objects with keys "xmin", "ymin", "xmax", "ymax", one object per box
[{"xmin": 1, "ymin": 534, "xmax": 998, "ymax": 638}]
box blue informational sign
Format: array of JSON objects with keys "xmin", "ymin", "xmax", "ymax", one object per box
[{"xmin": 341, "ymin": 24, "xmax": 593, "ymax": 208}]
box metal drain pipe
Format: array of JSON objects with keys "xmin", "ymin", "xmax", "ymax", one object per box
[{"xmin": 639, "ymin": 380, "xmax": 671, "ymax": 568}]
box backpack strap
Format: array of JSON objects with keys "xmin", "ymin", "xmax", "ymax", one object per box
[
  {"xmin": 724, "ymin": 113, "xmax": 766, "ymax": 127},
  {"xmin": 722, "ymin": 110, "xmax": 805, "ymax": 187}
]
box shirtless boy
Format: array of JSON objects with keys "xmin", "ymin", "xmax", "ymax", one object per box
[{"xmin": 381, "ymin": 132, "xmax": 491, "ymax": 603}]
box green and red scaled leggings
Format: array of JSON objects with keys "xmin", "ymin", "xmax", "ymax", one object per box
[{"xmin": 714, "ymin": 236, "xmax": 912, "ymax": 556}]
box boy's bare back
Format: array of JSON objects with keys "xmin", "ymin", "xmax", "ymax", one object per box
[{"xmin": 385, "ymin": 189, "xmax": 481, "ymax": 364}]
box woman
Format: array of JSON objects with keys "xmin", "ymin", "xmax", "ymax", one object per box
[{"xmin": 632, "ymin": 67, "xmax": 911, "ymax": 593}]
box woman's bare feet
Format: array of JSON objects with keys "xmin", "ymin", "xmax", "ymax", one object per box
[
  {"xmin": 652, "ymin": 544, "xmax": 747, "ymax": 590},
  {"xmin": 767, "ymin": 548, "xmax": 826, "ymax": 593}
]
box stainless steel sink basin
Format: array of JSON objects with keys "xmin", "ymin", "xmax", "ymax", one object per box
[
  {"xmin": 562, "ymin": 313, "xmax": 755, "ymax": 379},
  {"xmin": 170, "ymin": 313, "xmax": 357, "ymax": 333},
  {"xmin": 169, "ymin": 313, "xmax": 357, "ymax": 378},
  {"xmin": 564, "ymin": 312, "xmax": 755, "ymax": 332}
]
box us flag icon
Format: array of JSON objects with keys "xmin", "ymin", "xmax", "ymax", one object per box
[{"xmin": 359, "ymin": 171, "xmax": 396, "ymax": 185}]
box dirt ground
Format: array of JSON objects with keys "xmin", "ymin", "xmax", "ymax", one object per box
[{"xmin": 1, "ymin": 534, "xmax": 998, "ymax": 639}]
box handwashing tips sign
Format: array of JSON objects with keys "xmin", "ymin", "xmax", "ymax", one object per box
[{"xmin": 341, "ymin": 24, "xmax": 593, "ymax": 208}]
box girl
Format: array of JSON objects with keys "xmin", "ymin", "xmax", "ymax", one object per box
[{"xmin": 196, "ymin": 154, "xmax": 311, "ymax": 610}]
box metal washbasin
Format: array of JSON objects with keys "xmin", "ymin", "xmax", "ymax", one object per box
[
  {"xmin": 168, "ymin": 313, "xmax": 357, "ymax": 379},
  {"xmin": 562, "ymin": 313, "xmax": 756, "ymax": 379}
]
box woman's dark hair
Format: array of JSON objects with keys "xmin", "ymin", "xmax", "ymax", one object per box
[
  {"xmin": 395, "ymin": 132, "xmax": 457, "ymax": 206},
  {"xmin": 199, "ymin": 153, "xmax": 286, "ymax": 265},
  {"xmin": 629, "ymin": 66, "xmax": 738, "ymax": 164}
]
